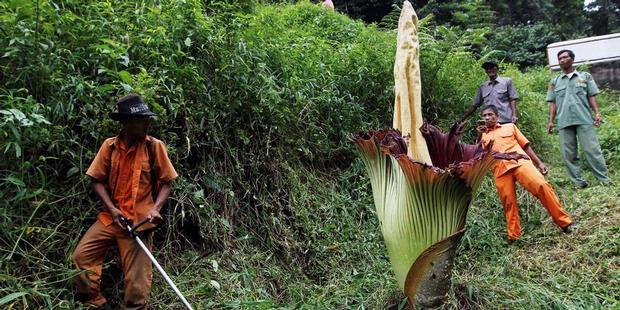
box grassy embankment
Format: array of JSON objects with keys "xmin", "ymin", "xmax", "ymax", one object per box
[
  {"xmin": 0, "ymin": 1, "xmax": 618, "ymax": 309},
  {"xmin": 148, "ymin": 94, "xmax": 620, "ymax": 310}
]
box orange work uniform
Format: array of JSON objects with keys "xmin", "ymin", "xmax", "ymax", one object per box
[
  {"xmin": 481, "ymin": 124, "xmax": 572, "ymax": 241},
  {"xmin": 72, "ymin": 135, "xmax": 177, "ymax": 309}
]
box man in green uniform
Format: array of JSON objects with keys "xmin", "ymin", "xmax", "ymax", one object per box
[{"xmin": 546, "ymin": 49, "xmax": 611, "ymax": 188}]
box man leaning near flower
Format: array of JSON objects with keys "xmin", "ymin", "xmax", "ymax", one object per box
[
  {"xmin": 476, "ymin": 105, "xmax": 575, "ymax": 243},
  {"xmin": 72, "ymin": 94, "xmax": 178, "ymax": 308}
]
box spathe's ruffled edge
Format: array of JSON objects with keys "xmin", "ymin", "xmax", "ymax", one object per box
[{"xmin": 351, "ymin": 123, "xmax": 528, "ymax": 187}]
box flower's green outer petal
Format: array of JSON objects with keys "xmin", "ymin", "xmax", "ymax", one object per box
[
  {"xmin": 405, "ymin": 228, "xmax": 466, "ymax": 307},
  {"xmin": 386, "ymin": 155, "xmax": 471, "ymax": 289}
]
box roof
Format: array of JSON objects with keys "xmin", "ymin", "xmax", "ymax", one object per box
[{"xmin": 547, "ymin": 33, "xmax": 620, "ymax": 70}]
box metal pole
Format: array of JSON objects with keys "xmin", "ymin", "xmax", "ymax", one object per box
[{"xmin": 127, "ymin": 225, "xmax": 194, "ymax": 310}]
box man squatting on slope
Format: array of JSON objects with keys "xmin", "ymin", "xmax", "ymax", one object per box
[
  {"xmin": 476, "ymin": 105, "xmax": 576, "ymax": 243},
  {"xmin": 72, "ymin": 94, "xmax": 178, "ymax": 309}
]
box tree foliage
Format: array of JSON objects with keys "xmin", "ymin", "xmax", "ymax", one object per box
[
  {"xmin": 331, "ymin": 0, "xmax": 618, "ymax": 68},
  {"xmin": 586, "ymin": 0, "xmax": 620, "ymax": 35},
  {"xmin": 486, "ymin": 23, "xmax": 562, "ymax": 68},
  {"xmin": 332, "ymin": 0, "xmax": 399, "ymax": 23}
]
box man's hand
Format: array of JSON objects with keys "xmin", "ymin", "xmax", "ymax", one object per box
[
  {"xmin": 538, "ymin": 163, "xmax": 549, "ymax": 176},
  {"xmin": 547, "ymin": 122, "xmax": 554, "ymax": 134},
  {"xmin": 146, "ymin": 208, "xmax": 163, "ymax": 224},
  {"xmin": 594, "ymin": 113, "xmax": 602, "ymax": 127},
  {"xmin": 109, "ymin": 207, "xmax": 125, "ymax": 228}
]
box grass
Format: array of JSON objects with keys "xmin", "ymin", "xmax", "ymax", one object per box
[
  {"xmin": 451, "ymin": 154, "xmax": 620, "ymax": 309},
  {"xmin": 156, "ymin": 102, "xmax": 618, "ymax": 309},
  {"xmin": 1, "ymin": 1, "xmax": 619, "ymax": 308},
  {"xmin": 113, "ymin": 133, "xmax": 619, "ymax": 310},
  {"xmin": 2, "ymin": 102, "xmax": 619, "ymax": 310}
]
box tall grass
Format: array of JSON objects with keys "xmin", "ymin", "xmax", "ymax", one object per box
[{"xmin": 1, "ymin": 0, "xmax": 618, "ymax": 308}]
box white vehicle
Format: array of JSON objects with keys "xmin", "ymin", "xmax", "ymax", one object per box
[{"xmin": 547, "ymin": 33, "xmax": 620, "ymax": 90}]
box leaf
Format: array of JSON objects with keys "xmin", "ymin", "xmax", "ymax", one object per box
[
  {"xmin": 209, "ymin": 280, "xmax": 220, "ymax": 290},
  {"xmin": 0, "ymin": 292, "xmax": 28, "ymax": 306},
  {"xmin": 9, "ymin": 108, "xmax": 26, "ymax": 121},
  {"xmin": 10, "ymin": 126, "xmax": 20, "ymax": 141},
  {"xmin": 92, "ymin": 44, "xmax": 112, "ymax": 52},
  {"xmin": 210, "ymin": 259, "xmax": 219, "ymax": 272},
  {"xmin": 31, "ymin": 113, "xmax": 51, "ymax": 125},
  {"xmin": 66, "ymin": 167, "xmax": 80, "ymax": 178},
  {"xmin": 118, "ymin": 70, "xmax": 133, "ymax": 84},
  {"xmin": 192, "ymin": 189, "xmax": 204, "ymax": 203},
  {"xmin": 184, "ymin": 37, "xmax": 192, "ymax": 47},
  {"xmin": 19, "ymin": 118, "xmax": 33, "ymax": 127},
  {"xmin": 97, "ymin": 83, "xmax": 115, "ymax": 93},
  {"xmin": 100, "ymin": 38, "xmax": 120, "ymax": 47},
  {"xmin": 14, "ymin": 143, "xmax": 21, "ymax": 158},
  {"xmin": 119, "ymin": 55, "xmax": 130, "ymax": 67},
  {"xmin": 4, "ymin": 176, "xmax": 25, "ymax": 187},
  {"xmin": 120, "ymin": 83, "xmax": 133, "ymax": 92}
]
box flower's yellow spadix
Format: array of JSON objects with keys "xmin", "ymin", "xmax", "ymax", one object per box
[{"xmin": 392, "ymin": 1, "xmax": 431, "ymax": 165}]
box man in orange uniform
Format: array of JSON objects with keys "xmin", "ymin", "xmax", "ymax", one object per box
[
  {"xmin": 477, "ymin": 105, "xmax": 575, "ymax": 243},
  {"xmin": 72, "ymin": 94, "xmax": 178, "ymax": 309}
]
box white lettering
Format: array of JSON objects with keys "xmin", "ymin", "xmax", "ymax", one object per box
[{"xmin": 130, "ymin": 105, "xmax": 148, "ymax": 113}]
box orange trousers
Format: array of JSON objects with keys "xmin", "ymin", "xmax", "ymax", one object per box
[
  {"xmin": 493, "ymin": 162, "xmax": 572, "ymax": 241},
  {"xmin": 72, "ymin": 220, "xmax": 153, "ymax": 309}
]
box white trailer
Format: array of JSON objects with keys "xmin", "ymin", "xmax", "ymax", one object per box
[{"xmin": 547, "ymin": 33, "xmax": 620, "ymax": 90}]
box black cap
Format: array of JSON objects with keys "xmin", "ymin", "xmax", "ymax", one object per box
[
  {"xmin": 481, "ymin": 60, "xmax": 499, "ymax": 70},
  {"xmin": 110, "ymin": 94, "xmax": 157, "ymax": 121}
]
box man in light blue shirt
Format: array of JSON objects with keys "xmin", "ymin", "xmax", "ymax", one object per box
[{"xmin": 462, "ymin": 60, "xmax": 519, "ymax": 124}]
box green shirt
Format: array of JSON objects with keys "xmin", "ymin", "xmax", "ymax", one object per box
[{"xmin": 545, "ymin": 71, "xmax": 599, "ymax": 129}]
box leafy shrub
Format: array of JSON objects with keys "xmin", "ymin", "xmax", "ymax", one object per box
[
  {"xmin": 486, "ymin": 23, "xmax": 562, "ymax": 68},
  {"xmin": 0, "ymin": 0, "xmax": 395, "ymax": 306},
  {"xmin": 0, "ymin": 0, "xmax": 589, "ymax": 307},
  {"xmin": 597, "ymin": 91, "xmax": 620, "ymax": 166}
]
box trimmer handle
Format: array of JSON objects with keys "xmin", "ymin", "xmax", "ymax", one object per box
[
  {"xmin": 119, "ymin": 216, "xmax": 153, "ymax": 237},
  {"xmin": 132, "ymin": 218, "xmax": 152, "ymax": 231},
  {"xmin": 119, "ymin": 216, "xmax": 132, "ymax": 230}
]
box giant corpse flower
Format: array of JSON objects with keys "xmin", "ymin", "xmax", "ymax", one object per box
[
  {"xmin": 352, "ymin": 1, "xmax": 524, "ymax": 308},
  {"xmin": 353, "ymin": 124, "xmax": 522, "ymax": 307}
]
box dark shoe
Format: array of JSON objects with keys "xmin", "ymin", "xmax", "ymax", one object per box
[
  {"xmin": 507, "ymin": 237, "xmax": 519, "ymax": 245},
  {"xmin": 563, "ymin": 222, "xmax": 579, "ymax": 234},
  {"xmin": 577, "ymin": 182, "xmax": 588, "ymax": 189}
]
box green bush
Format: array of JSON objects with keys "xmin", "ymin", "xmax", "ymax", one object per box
[
  {"xmin": 0, "ymin": 1, "xmax": 395, "ymax": 307},
  {"xmin": 2, "ymin": 0, "xmax": 612, "ymax": 308},
  {"xmin": 486, "ymin": 23, "xmax": 562, "ymax": 68},
  {"xmin": 597, "ymin": 91, "xmax": 620, "ymax": 166}
]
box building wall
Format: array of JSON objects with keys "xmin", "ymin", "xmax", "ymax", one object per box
[{"xmin": 589, "ymin": 60, "xmax": 620, "ymax": 91}]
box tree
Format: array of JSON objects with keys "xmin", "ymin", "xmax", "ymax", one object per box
[
  {"xmin": 486, "ymin": 0, "xmax": 553, "ymax": 25},
  {"xmin": 418, "ymin": 0, "xmax": 495, "ymax": 29},
  {"xmin": 548, "ymin": 0, "xmax": 588, "ymax": 39},
  {"xmin": 487, "ymin": 23, "xmax": 562, "ymax": 68},
  {"xmin": 586, "ymin": 0, "xmax": 620, "ymax": 35},
  {"xmin": 333, "ymin": 0, "xmax": 400, "ymax": 23}
]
